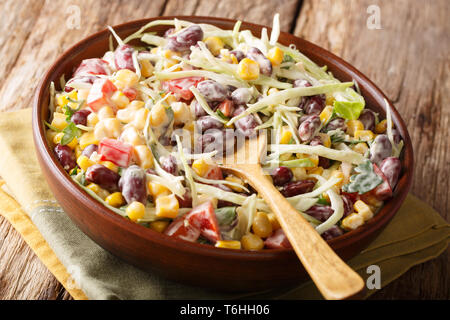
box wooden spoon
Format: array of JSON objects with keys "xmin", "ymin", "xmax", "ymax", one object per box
[{"xmin": 220, "ymin": 131, "xmax": 365, "ymax": 300}]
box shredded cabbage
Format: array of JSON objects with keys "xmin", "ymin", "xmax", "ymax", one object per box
[{"xmin": 315, "ymin": 189, "xmax": 344, "ymax": 234}]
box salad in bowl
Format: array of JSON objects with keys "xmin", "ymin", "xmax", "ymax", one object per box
[{"xmin": 45, "ymin": 15, "xmax": 404, "ymax": 251}]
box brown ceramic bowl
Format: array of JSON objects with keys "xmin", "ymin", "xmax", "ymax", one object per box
[{"xmin": 32, "ymin": 16, "xmax": 414, "ymax": 292}]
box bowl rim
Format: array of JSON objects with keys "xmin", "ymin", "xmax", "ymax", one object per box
[{"xmin": 32, "ymin": 15, "xmax": 414, "ymax": 260}]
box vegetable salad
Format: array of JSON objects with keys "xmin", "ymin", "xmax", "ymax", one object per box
[{"xmin": 45, "ymin": 15, "xmax": 404, "ymax": 250}]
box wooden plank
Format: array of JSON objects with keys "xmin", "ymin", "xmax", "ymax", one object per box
[{"xmin": 294, "ymin": 0, "xmax": 449, "ymax": 299}]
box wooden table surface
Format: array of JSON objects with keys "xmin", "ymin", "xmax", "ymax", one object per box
[{"xmin": 0, "ymin": 0, "xmax": 448, "ymax": 299}]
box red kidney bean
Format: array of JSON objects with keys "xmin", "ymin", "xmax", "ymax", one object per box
[
  {"xmin": 73, "ymin": 58, "xmax": 109, "ymax": 77},
  {"xmin": 233, "ymin": 106, "xmax": 258, "ymax": 137},
  {"xmin": 86, "ymin": 164, "xmax": 120, "ymax": 192},
  {"xmin": 167, "ymin": 25, "xmax": 203, "ymax": 52},
  {"xmin": 231, "ymin": 88, "xmax": 252, "ymax": 106},
  {"xmin": 159, "ymin": 155, "xmax": 178, "ymax": 175},
  {"xmin": 176, "ymin": 190, "xmax": 193, "ymax": 208},
  {"xmin": 71, "ymin": 109, "xmax": 91, "ymax": 126},
  {"xmin": 293, "ymin": 79, "xmax": 312, "ymax": 88},
  {"xmin": 321, "ymin": 225, "xmax": 344, "ymax": 240},
  {"xmin": 246, "ymin": 47, "xmax": 272, "ymax": 75},
  {"xmin": 379, "ymin": 157, "xmax": 401, "ymax": 189},
  {"xmin": 326, "ymin": 117, "xmax": 347, "ymax": 131},
  {"xmin": 298, "ymin": 115, "xmax": 321, "ymax": 142},
  {"xmin": 271, "ymin": 166, "xmax": 293, "ymax": 186},
  {"xmin": 358, "ymin": 109, "xmax": 376, "ymax": 131},
  {"xmin": 118, "ymin": 165, "xmax": 147, "ymax": 204},
  {"xmin": 302, "ymin": 95, "xmax": 326, "ymax": 115},
  {"xmin": 218, "ymin": 199, "xmax": 235, "ymax": 208},
  {"xmin": 114, "ymin": 44, "xmax": 135, "ymax": 72},
  {"xmin": 372, "ymin": 163, "xmax": 393, "ymax": 200},
  {"xmin": 341, "ymin": 194, "xmax": 354, "ymax": 217},
  {"xmin": 230, "ymin": 50, "xmax": 245, "ymax": 62},
  {"xmin": 309, "ymin": 136, "xmax": 322, "ymax": 146},
  {"xmin": 54, "ymin": 144, "xmax": 76, "ymax": 171},
  {"xmin": 191, "ymin": 99, "xmax": 207, "ymax": 118},
  {"xmin": 81, "ymin": 144, "xmax": 98, "ymax": 158},
  {"xmin": 305, "ymin": 205, "xmax": 334, "ymax": 222},
  {"xmin": 370, "ymin": 134, "xmax": 392, "ymax": 165},
  {"xmin": 318, "ymin": 157, "xmax": 331, "ymax": 169},
  {"xmin": 197, "ymin": 129, "xmax": 234, "ymax": 154},
  {"xmin": 281, "ymin": 180, "xmax": 315, "ymax": 197},
  {"xmin": 264, "ymin": 228, "xmax": 292, "ymax": 249},
  {"xmin": 196, "ymin": 116, "xmax": 224, "ymax": 132},
  {"xmin": 197, "ymin": 80, "xmax": 228, "ymax": 102}
]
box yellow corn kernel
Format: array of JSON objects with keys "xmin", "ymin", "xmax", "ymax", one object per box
[
  {"xmin": 267, "ymin": 213, "xmax": 281, "ymax": 230},
  {"xmin": 75, "ymin": 145, "xmax": 82, "ymax": 159},
  {"xmin": 140, "ymin": 59, "xmax": 154, "ymax": 77},
  {"xmin": 50, "ymin": 113, "xmax": 68, "ymax": 131},
  {"xmin": 149, "ymin": 102, "xmax": 168, "ymax": 127},
  {"xmin": 241, "ymin": 233, "xmax": 264, "ymax": 251},
  {"xmin": 354, "ymin": 200, "xmax": 374, "ymax": 221},
  {"xmin": 79, "ymin": 131, "xmax": 99, "ymax": 149},
  {"xmin": 346, "ymin": 120, "xmax": 364, "ymax": 136},
  {"xmin": 319, "ymin": 105, "xmax": 334, "ymax": 123},
  {"xmin": 330, "ymin": 169, "xmax": 345, "ymax": 187},
  {"xmin": 163, "ymin": 58, "xmax": 180, "ymax": 70},
  {"xmin": 325, "ymin": 93, "xmax": 335, "ymax": 106},
  {"xmin": 86, "ymin": 183, "xmax": 101, "ymax": 194},
  {"xmin": 238, "ymin": 58, "xmax": 260, "ymax": 80},
  {"xmin": 86, "ymin": 112, "xmax": 99, "ymax": 127},
  {"xmin": 110, "ymin": 91, "xmax": 130, "ymax": 109},
  {"xmin": 375, "ymin": 119, "xmax": 387, "ymax": 134},
  {"xmin": 100, "ymin": 161, "xmax": 119, "ymax": 173},
  {"xmin": 155, "ymin": 194, "xmax": 179, "ymax": 219},
  {"xmin": 204, "ymin": 37, "xmax": 224, "ymax": 56},
  {"xmin": 56, "ymin": 90, "xmax": 78, "ymax": 108},
  {"xmin": 279, "ymin": 126, "xmax": 293, "ymax": 144},
  {"xmin": 148, "ymin": 181, "xmax": 170, "ymax": 198},
  {"xmin": 77, "ymin": 155, "xmax": 95, "ymax": 171},
  {"xmin": 102, "ymin": 118, "xmax": 122, "ymax": 139},
  {"xmin": 53, "ymin": 132, "xmax": 64, "ymax": 145},
  {"xmin": 131, "ymin": 108, "xmax": 149, "ymax": 131},
  {"xmin": 54, "ymin": 132, "xmax": 77, "ymax": 149},
  {"xmin": 307, "ymin": 166, "xmax": 324, "ymax": 175},
  {"xmin": 252, "ymin": 212, "xmax": 273, "ymax": 239},
  {"xmin": 191, "ymin": 159, "xmax": 211, "ymax": 177},
  {"xmin": 105, "ymin": 192, "xmax": 125, "ymax": 207},
  {"xmin": 197, "ymin": 194, "xmax": 218, "ymax": 208},
  {"xmin": 114, "ymin": 69, "xmax": 139, "ymax": 89},
  {"xmin": 267, "ymin": 46, "xmax": 284, "ymax": 66},
  {"xmin": 354, "ymin": 130, "xmax": 375, "ymax": 141},
  {"xmin": 172, "ymin": 102, "xmax": 191, "ymax": 125},
  {"xmin": 120, "ymin": 127, "xmax": 145, "ymax": 146},
  {"xmin": 134, "ymin": 145, "xmax": 154, "ymax": 169},
  {"xmin": 163, "ymin": 49, "xmax": 178, "ymax": 59},
  {"xmin": 351, "ymin": 142, "xmax": 369, "ymax": 155},
  {"xmin": 126, "ymin": 201, "xmax": 146, "ymax": 222},
  {"xmin": 230, "ymin": 54, "xmax": 238, "ymax": 64},
  {"xmin": 341, "ymin": 212, "xmax": 365, "ymax": 231},
  {"xmin": 97, "ymin": 106, "xmax": 115, "ymax": 120},
  {"xmin": 215, "ymin": 240, "xmax": 241, "ymax": 250},
  {"xmin": 150, "ymin": 47, "xmax": 159, "ymax": 54},
  {"xmin": 149, "ymin": 220, "xmax": 169, "ymax": 233},
  {"xmin": 225, "ymin": 175, "xmax": 245, "ymax": 192},
  {"xmin": 292, "ymin": 167, "xmax": 307, "ymax": 180},
  {"xmin": 362, "ymin": 194, "xmax": 383, "ymax": 209},
  {"xmin": 317, "ymin": 132, "xmax": 331, "ymax": 148}
]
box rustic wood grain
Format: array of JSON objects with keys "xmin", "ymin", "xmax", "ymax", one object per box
[
  {"xmin": 0, "ymin": 0, "xmax": 448, "ymax": 299},
  {"xmin": 295, "ymin": 0, "xmax": 449, "ymax": 299}
]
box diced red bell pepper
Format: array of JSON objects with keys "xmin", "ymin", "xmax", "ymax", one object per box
[
  {"xmin": 87, "ymin": 79, "xmax": 117, "ymax": 111},
  {"xmin": 204, "ymin": 165, "xmax": 223, "ymax": 180},
  {"xmin": 186, "ymin": 201, "xmax": 221, "ymax": 243},
  {"xmin": 98, "ymin": 138, "xmax": 133, "ymax": 167},
  {"xmin": 74, "ymin": 58, "xmax": 110, "ymax": 77},
  {"xmin": 122, "ymin": 87, "xmax": 138, "ymax": 101},
  {"xmin": 164, "ymin": 76, "xmax": 204, "ymax": 101},
  {"xmin": 164, "ymin": 216, "xmax": 201, "ymax": 242},
  {"xmin": 114, "ymin": 44, "xmax": 135, "ymax": 72},
  {"xmin": 217, "ymin": 99, "xmax": 234, "ymax": 117},
  {"xmin": 264, "ymin": 229, "xmax": 292, "ymax": 249},
  {"xmin": 372, "ymin": 164, "xmax": 393, "ymax": 201}
]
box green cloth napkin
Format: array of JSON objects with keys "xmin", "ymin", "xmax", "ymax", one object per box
[{"xmin": 0, "ymin": 109, "xmax": 448, "ymax": 299}]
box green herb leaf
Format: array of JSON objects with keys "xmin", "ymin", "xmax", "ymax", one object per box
[
  {"xmin": 282, "ymin": 54, "xmax": 295, "ymax": 63},
  {"xmin": 216, "ymin": 109, "xmax": 229, "ymax": 121},
  {"xmin": 215, "ymin": 207, "xmax": 237, "ymax": 226},
  {"xmin": 317, "ymin": 194, "xmax": 330, "ymax": 205},
  {"xmin": 44, "ymin": 121, "xmax": 61, "ymax": 132},
  {"xmin": 328, "ymin": 129, "xmax": 346, "ymax": 143},
  {"xmin": 61, "ymin": 122, "xmax": 81, "ymax": 146},
  {"xmin": 342, "ymin": 160, "xmax": 383, "ymax": 194},
  {"xmin": 333, "ymin": 88, "xmax": 365, "ymax": 120}
]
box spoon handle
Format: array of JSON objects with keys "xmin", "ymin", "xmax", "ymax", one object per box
[{"xmin": 240, "ymin": 164, "xmax": 365, "ymax": 300}]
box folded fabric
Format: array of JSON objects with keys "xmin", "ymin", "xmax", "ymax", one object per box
[{"xmin": 0, "ymin": 109, "xmax": 448, "ymax": 300}]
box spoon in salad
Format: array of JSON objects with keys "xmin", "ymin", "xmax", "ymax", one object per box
[{"xmin": 220, "ymin": 130, "xmax": 364, "ymax": 300}]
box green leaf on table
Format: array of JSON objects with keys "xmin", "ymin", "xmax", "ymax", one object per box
[{"xmin": 342, "ymin": 160, "xmax": 383, "ymax": 194}]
